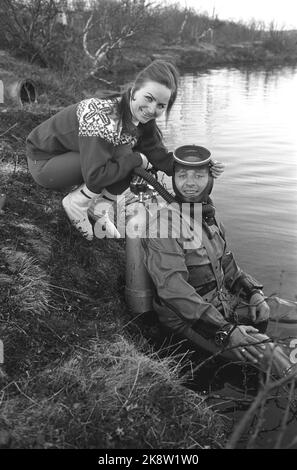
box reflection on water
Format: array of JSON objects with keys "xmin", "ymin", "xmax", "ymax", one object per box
[
  {"xmin": 157, "ymin": 66, "xmax": 297, "ymax": 448},
  {"xmin": 158, "ymin": 66, "xmax": 297, "ymax": 300}
]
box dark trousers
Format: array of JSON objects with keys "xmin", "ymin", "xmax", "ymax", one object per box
[{"xmin": 27, "ymin": 151, "xmax": 130, "ymax": 195}]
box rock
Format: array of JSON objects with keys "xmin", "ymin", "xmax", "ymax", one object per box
[
  {"xmin": 0, "ymin": 194, "xmax": 6, "ymax": 212},
  {"xmin": 0, "ymin": 430, "xmax": 11, "ymax": 449}
]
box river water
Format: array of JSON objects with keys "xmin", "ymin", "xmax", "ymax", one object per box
[
  {"xmin": 158, "ymin": 66, "xmax": 297, "ymax": 448},
  {"xmin": 159, "ymin": 66, "xmax": 297, "ymax": 300}
]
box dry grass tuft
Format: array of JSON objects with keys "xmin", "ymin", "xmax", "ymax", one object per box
[
  {"xmin": 0, "ymin": 336, "xmax": 225, "ymax": 449},
  {"xmin": 1, "ymin": 249, "xmax": 51, "ymax": 316}
]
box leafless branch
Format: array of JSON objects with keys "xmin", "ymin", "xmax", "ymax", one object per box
[
  {"xmin": 226, "ymin": 372, "xmax": 297, "ymax": 449},
  {"xmin": 0, "ymin": 123, "xmax": 18, "ymax": 138},
  {"xmin": 3, "ymin": 0, "xmax": 27, "ymax": 38},
  {"xmin": 274, "ymin": 379, "xmax": 295, "ymax": 449},
  {"xmin": 83, "ymin": 12, "xmax": 96, "ymax": 60}
]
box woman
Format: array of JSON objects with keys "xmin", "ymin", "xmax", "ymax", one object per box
[{"xmin": 26, "ymin": 60, "xmax": 223, "ymax": 240}]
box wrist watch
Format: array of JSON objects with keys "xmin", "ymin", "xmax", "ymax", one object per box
[{"xmin": 215, "ymin": 323, "xmax": 237, "ymax": 347}]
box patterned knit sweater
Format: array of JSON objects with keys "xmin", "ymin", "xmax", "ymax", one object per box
[{"xmin": 26, "ymin": 97, "xmax": 173, "ymax": 192}]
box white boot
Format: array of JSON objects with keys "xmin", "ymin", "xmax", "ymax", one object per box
[
  {"xmin": 93, "ymin": 189, "xmax": 121, "ymax": 239},
  {"xmin": 62, "ymin": 184, "xmax": 97, "ymax": 240}
]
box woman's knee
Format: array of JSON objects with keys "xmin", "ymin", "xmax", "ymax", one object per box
[
  {"xmin": 27, "ymin": 152, "xmax": 83, "ymax": 190},
  {"xmin": 27, "ymin": 158, "xmax": 58, "ymax": 189}
]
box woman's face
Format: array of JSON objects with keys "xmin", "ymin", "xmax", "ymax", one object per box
[
  {"xmin": 130, "ymin": 80, "xmax": 171, "ymax": 123},
  {"xmin": 174, "ymin": 166, "xmax": 209, "ymax": 202}
]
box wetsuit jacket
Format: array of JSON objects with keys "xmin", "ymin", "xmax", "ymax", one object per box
[
  {"xmin": 142, "ymin": 204, "xmax": 263, "ymax": 337},
  {"xmin": 26, "ymin": 97, "xmax": 173, "ymax": 192}
]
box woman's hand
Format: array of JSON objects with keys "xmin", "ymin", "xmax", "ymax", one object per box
[
  {"xmin": 249, "ymin": 292, "xmax": 270, "ymax": 323},
  {"xmin": 228, "ymin": 325, "xmax": 268, "ymax": 364},
  {"xmin": 210, "ymin": 160, "xmax": 225, "ymax": 178}
]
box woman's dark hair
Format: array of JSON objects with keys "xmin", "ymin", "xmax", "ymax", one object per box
[{"xmin": 114, "ymin": 60, "xmax": 179, "ymax": 136}]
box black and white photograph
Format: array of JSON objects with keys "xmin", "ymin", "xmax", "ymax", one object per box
[{"xmin": 0, "ymin": 0, "xmax": 297, "ymax": 454}]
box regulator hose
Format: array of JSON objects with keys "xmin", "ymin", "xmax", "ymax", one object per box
[{"xmin": 132, "ymin": 166, "xmax": 176, "ymax": 204}]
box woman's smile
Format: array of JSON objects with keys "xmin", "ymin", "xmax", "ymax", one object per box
[{"xmin": 140, "ymin": 108, "xmax": 154, "ymax": 120}]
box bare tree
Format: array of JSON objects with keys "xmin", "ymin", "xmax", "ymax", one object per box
[
  {"xmin": 82, "ymin": 0, "xmax": 156, "ymax": 76},
  {"xmin": 177, "ymin": 8, "xmax": 189, "ymax": 44},
  {"xmin": 0, "ymin": 0, "xmax": 71, "ymax": 67},
  {"xmin": 83, "ymin": 12, "xmax": 134, "ymax": 72},
  {"xmin": 173, "ymin": 7, "xmax": 216, "ymax": 46}
]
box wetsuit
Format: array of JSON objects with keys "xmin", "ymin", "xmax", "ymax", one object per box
[{"xmin": 142, "ymin": 204, "xmax": 297, "ymax": 375}]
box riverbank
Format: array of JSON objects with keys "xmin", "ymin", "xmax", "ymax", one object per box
[
  {"xmin": 94, "ymin": 40, "xmax": 297, "ymax": 83},
  {"xmin": 0, "ymin": 53, "xmax": 227, "ymax": 448},
  {"xmin": 156, "ymin": 41, "xmax": 297, "ymax": 70}
]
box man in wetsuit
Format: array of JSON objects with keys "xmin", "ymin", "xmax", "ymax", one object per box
[{"xmin": 142, "ymin": 145, "xmax": 297, "ymax": 378}]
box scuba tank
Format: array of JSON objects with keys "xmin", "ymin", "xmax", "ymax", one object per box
[
  {"xmin": 125, "ymin": 202, "xmax": 154, "ymax": 314},
  {"xmin": 125, "ymin": 168, "xmax": 163, "ymax": 315},
  {"xmin": 125, "ymin": 167, "xmax": 176, "ymax": 315}
]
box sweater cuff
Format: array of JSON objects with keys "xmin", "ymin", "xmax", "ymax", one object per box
[{"xmin": 132, "ymin": 152, "xmax": 145, "ymax": 168}]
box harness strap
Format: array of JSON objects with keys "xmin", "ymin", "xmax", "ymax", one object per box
[{"xmin": 201, "ymin": 228, "xmax": 228, "ymax": 316}]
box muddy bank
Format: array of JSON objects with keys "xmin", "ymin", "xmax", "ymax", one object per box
[
  {"xmin": 107, "ymin": 42, "xmax": 297, "ymax": 82},
  {"xmin": 0, "ymin": 77, "xmax": 226, "ymax": 449}
]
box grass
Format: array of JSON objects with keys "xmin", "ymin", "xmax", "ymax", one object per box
[{"xmin": 0, "ymin": 336, "xmax": 225, "ymax": 449}]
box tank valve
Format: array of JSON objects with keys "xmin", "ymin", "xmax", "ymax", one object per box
[
  {"xmin": 130, "ymin": 169, "xmax": 158, "ymax": 204},
  {"xmin": 130, "ymin": 174, "xmax": 148, "ymax": 200}
]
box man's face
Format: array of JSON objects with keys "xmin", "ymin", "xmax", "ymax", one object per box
[
  {"xmin": 130, "ymin": 80, "xmax": 171, "ymax": 123},
  {"xmin": 174, "ymin": 166, "xmax": 209, "ymax": 202}
]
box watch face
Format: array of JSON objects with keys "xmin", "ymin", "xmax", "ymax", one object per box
[{"xmin": 215, "ymin": 331, "xmax": 227, "ymax": 346}]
